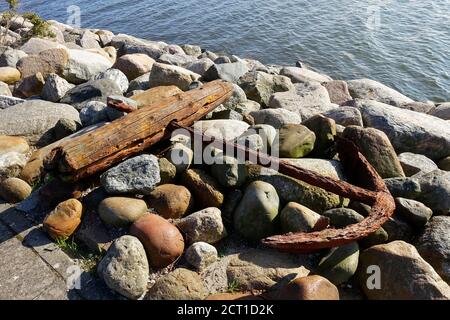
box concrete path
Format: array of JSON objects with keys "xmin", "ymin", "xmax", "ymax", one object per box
[{"xmin": 0, "ymin": 201, "xmax": 117, "ymax": 300}]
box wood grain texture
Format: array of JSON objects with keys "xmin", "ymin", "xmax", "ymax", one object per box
[{"xmin": 50, "ymin": 80, "xmax": 233, "ymax": 181}]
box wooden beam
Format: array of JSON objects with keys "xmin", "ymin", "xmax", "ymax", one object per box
[{"xmin": 47, "ymin": 80, "xmax": 233, "ymax": 181}]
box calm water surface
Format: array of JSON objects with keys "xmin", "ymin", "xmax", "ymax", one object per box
[{"xmin": 5, "ymin": 0, "xmax": 450, "ymax": 102}]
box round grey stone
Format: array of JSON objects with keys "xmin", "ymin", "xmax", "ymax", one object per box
[
  {"xmin": 101, "ymin": 154, "xmax": 161, "ymax": 195},
  {"xmin": 79, "ymin": 101, "xmax": 108, "ymax": 127},
  {"xmin": 185, "ymin": 242, "xmax": 218, "ymax": 270},
  {"xmin": 176, "ymin": 207, "xmax": 227, "ymax": 245},
  {"xmin": 98, "ymin": 235, "xmax": 150, "ymax": 300},
  {"xmin": 93, "ymin": 68, "xmax": 129, "ymax": 93}
]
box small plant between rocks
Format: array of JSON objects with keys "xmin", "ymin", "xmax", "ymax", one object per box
[{"xmin": 0, "ymin": 0, "xmax": 54, "ymax": 49}]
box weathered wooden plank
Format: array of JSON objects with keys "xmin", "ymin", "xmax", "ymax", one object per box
[{"xmin": 50, "ymin": 80, "xmax": 233, "ymax": 181}]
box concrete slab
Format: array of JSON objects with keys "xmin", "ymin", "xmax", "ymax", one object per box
[
  {"xmin": 0, "ymin": 233, "xmax": 63, "ymax": 299},
  {"xmin": 0, "ymin": 202, "xmax": 119, "ymax": 300}
]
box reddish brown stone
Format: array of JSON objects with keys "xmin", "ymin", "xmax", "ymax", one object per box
[
  {"xmin": 130, "ymin": 214, "xmax": 185, "ymax": 268},
  {"xmin": 272, "ymin": 275, "xmax": 339, "ymax": 300},
  {"xmin": 16, "ymin": 48, "xmax": 69, "ymax": 78}
]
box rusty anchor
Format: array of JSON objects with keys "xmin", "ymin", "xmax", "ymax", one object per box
[
  {"xmin": 169, "ymin": 122, "xmax": 396, "ymax": 253},
  {"xmin": 35, "ymin": 80, "xmax": 395, "ymax": 253}
]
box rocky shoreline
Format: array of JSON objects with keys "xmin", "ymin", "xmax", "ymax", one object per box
[{"xmin": 0, "ymin": 16, "xmax": 449, "ymax": 300}]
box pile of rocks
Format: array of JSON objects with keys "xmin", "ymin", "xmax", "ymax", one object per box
[{"xmin": 0, "ymin": 16, "xmax": 449, "ymax": 300}]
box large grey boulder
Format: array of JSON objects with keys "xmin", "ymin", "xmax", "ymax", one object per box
[
  {"xmin": 416, "ymin": 216, "xmax": 450, "ymax": 283},
  {"xmin": 77, "ymin": 30, "xmax": 101, "ymax": 49},
  {"xmin": 398, "ymin": 152, "xmax": 438, "ymax": 177},
  {"xmin": 20, "ymin": 38, "xmax": 64, "ymax": 55},
  {"xmin": 268, "ymin": 82, "xmax": 333, "ymax": 120},
  {"xmin": 110, "ymin": 33, "xmax": 166, "ymax": 58},
  {"xmin": 0, "ymin": 100, "xmax": 80, "ymax": 145},
  {"xmin": 113, "ymin": 53, "xmax": 155, "ymax": 81},
  {"xmin": 357, "ymin": 241, "xmax": 450, "ymax": 300},
  {"xmin": 0, "ymin": 48, "xmax": 28, "ymax": 68},
  {"xmin": 221, "ymin": 83, "xmax": 247, "ymax": 109},
  {"xmin": 203, "ymin": 61, "xmax": 249, "ymax": 83},
  {"xmin": 244, "ymin": 58, "xmax": 270, "ymax": 73},
  {"xmin": 249, "ymin": 109, "xmax": 302, "ymax": 129},
  {"xmin": 238, "ymin": 71, "xmax": 294, "ymax": 107},
  {"xmin": 293, "ymin": 81, "xmax": 331, "ymax": 101},
  {"xmin": 60, "ymin": 79, "xmax": 122, "ymax": 110},
  {"xmin": 348, "ymin": 79, "xmax": 414, "ymax": 107},
  {"xmin": 148, "ymin": 62, "xmax": 200, "ymax": 91},
  {"xmin": 176, "ymin": 207, "xmax": 227, "ymax": 245},
  {"xmin": 128, "ymin": 72, "xmax": 151, "ymax": 92},
  {"xmin": 122, "ymin": 43, "xmax": 165, "ymax": 60},
  {"xmin": 354, "ymin": 99, "xmax": 450, "ymax": 160},
  {"xmin": 193, "ymin": 120, "xmax": 249, "ymax": 141},
  {"xmin": 415, "ymin": 170, "xmax": 450, "ymax": 215},
  {"xmin": 101, "ymin": 154, "xmax": 161, "ymax": 195},
  {"xmin": 185, "ymin": 58, "xmax": 214, "ymax": 77},
  {"xmin": 62, "ymin": 49, "xmax": 113, "ymax": 84},
  {"xmin": 342, "ymin": 126, "xmax": 405, "ymax": 178},
  {"xmin": 401, "ymin": 101, "xmax": 435, "ymax": 114},
  {"xmin": 79, "ymin": 101, "xmax": 109, "ymax": 127},
  {"xmin": 41, "ymin": 73, "xmax": 75, "ymax": 102},
  {"xmin": 322, "ymin": 107, "xmax": 363, "ymax": 127},
  {"xmin": 181, "ymin": 44, "xmax": 202, "ymax": 57},
  {"xmin": 280, "ymin": 67, "xmax": 332, "ymax": 83},
  {"xmin": 93, "ymin": 68, "xmax": 129, "ymax": 93},
  {"xmin": 96, "ymin": 29, "xmax": 114, "ymax": 47},
  {"xmin": 0, "ymin": 95, "xmax": 24, "ymax": 109},
  {"xmin": 157, "ymin": 53, "xmax": 197, "ymax": 67},
  {"xmin": 163, "ymin": 44, "xmax": 185, "ymax": 55}
]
